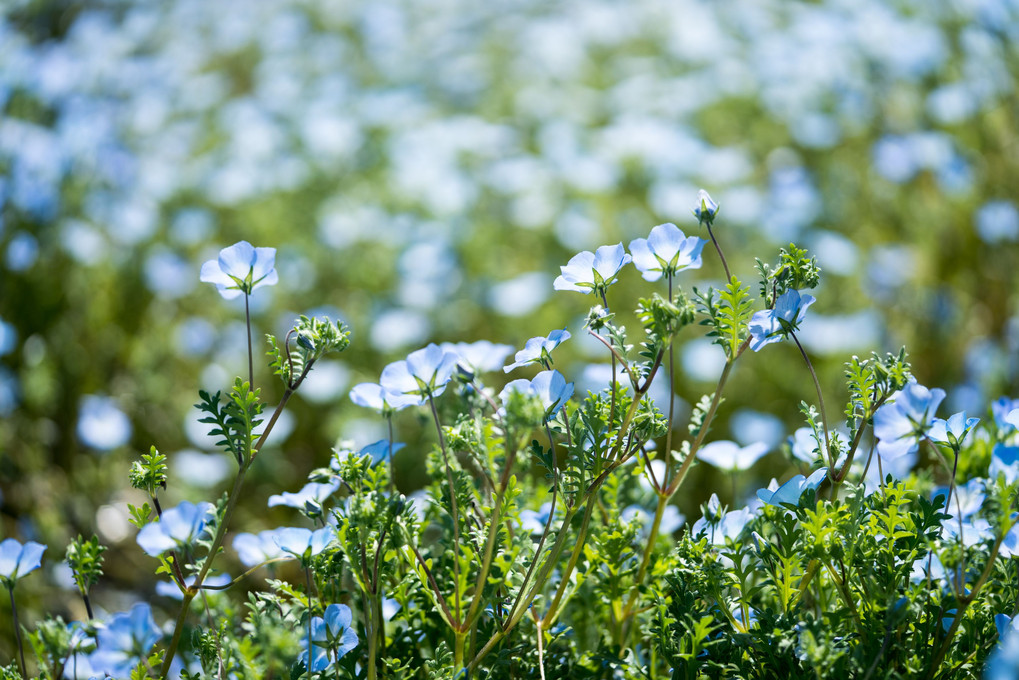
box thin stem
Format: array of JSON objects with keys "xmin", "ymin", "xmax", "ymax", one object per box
[
  {"xmin": 427, "ymin": 393, "xmax": 462, "ymax": 627},
  {"xmin": 245, "ymin": 293, "xmax": 254, "ymax": 389},
  {"xmin": 82, "ymin": 592, "xmax": 94, "ymax": 621},
  {"xmin": 789, "ymin": 329, "xmax": 831, "ymax": 468},
  {"xmin": 9, "ymin": 586, "xmax": 27, "ymax": 680},
  {"xmin": 305, "ymin": 566, "xmax": 314, "ymax": 676},
  {"xmin": 706, "ymin": 223, "xmax": 731, "ymax": 281},
  {"xmin": 387, "ymin": 416, "xmax": 396, "ymax": 494},
  {"xmin": 543, "ymin": 497, "xmax": 596, "ymax": 627}
]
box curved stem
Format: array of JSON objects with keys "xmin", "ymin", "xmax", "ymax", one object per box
[
  {"xmin": 706, "ymin": 223, "xmax": 731, "ymax": 281},
  {"xmin": 789, "ymin": 329, "xmax": 831, "ymax": 468}
]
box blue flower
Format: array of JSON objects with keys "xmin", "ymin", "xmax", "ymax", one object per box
[
  {"xmin": 872, "ymin": 383, "xmax": 946, "ymax": 460},
  {"xmin": 503, "ymin": 329, "xmax": 571, "ymax": 373},
  {"xmin": 553, "ymin": 243, "xmax": 632, "ymax": 295},
  {"xmin": 692, "ymin": 189, "xmax": 719, "ymax": 225},
  {"xmin": 380, "ymin": 344, "xmax": 459, "ymax": 400},
  {"xmin": 272, "ymin": 526, "xmax": 334, "ymax": 561},
  {"xmin": 155, "ymin": 573, "xmax": 231, "ymax": 600},
  {"xmin": 992, "ymin": 396, "xmax": 1019, "ymax": 430},
  {"xmin": 691, "ymin": 496, "xmax": 754, "ymax": 546},
  {"xmin": 928, "ymin": 411, "xmax": 979, "ymax": 448},
  {"xmin": 301, "ymin": 603, "xmax": 359, "ymax": 672},
  {"xmin": 135, "ymin": 501, "xmax": 213, "ymax": 557},
  {"xmin": 696, "ymin": 440, "xmax": 770, "ymax": 472},
  {"xmin": 988, "ymin": 613, "xmax": 1019, "ymax": 680},
  {"xmin": 756, "ymin": 468, "xmax": 827, "ymax": 508},
  {"xmin": 199, "ymin": 241, "xmax": 278, "ymax": 299},
  {"xmin": 629, "ymin": 223, "xmax": 706, "ymax": 282},
  {"xmin": 440, "ymin": 340, "xmax": 514, "ymax": 375},
  {"xmin": 268, "ymin": 480, "xmax": 342, "ymax": 510},
  {"xmin": 990, "ymin": 444, "xmax": 1019, "ymax": 485},
  {"xmin": 233, "ymin": 530, "xmax": 290, "ymax": 568},
  {"xmin": 88, "ymin": 603, "xmax": 162, "ymax": 678},
  {"xmin": 748, "ymin": 289, "xmax": 816, "ymax": 352},
  {"xmin": 500, "ymin": 370, "xmax": 574, "ymax": 422},
  {"xmin": 0, "ymin": 538, "xmax": 45, "ymax": 586},
  {"xmin": 621, "ymin": 504, "xmax": 685, "ymax": 538},
  {"xmin": 357, "ymin": 439, "xmax": 405, "ymax": 465},
  {"xmin": 349, "ymin": 382, "xmax": 420, "ymax": 414},
  {"xmin": 932, "ymin": 478, "xmax": 985, "ymax": 519}
]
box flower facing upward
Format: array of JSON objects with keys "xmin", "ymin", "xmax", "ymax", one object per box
[
  {"xmin": 553, "ymin": 243, "xmax": 632, "ymax": 295},
  {"xmin": 200, "ymin": 241, "xmax": 278, "ymax": 299},
  {"xmin": 692, "ymin": 189, "xmax": 719, "ymax": 225},
  {"xmin": 748, "ymin": 289, "xmax": 816, "ymax": 352},
  {"xmin": 872, "ymin": 382, "xmax": 946, "ymax": 460},
  {"xmin": 0, "ymin": 538, "xmax": 45, "ymax": 586},
  {"xmin": 380, "ymin": 343, "xmax": 460, "ymax": 401},
  {"xmin": 697, "ymin": 440, "xmax": 770, "ymax": 472},
  {"xmin": 500, "ymin": 369, "xmax": 574, "ymax": 423},
  {"xmin": 629, "ymin": 223, "xmax": 707, "ymax": 282}
]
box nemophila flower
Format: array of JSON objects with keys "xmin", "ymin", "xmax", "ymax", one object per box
[
  {"xmin": 349, "ymin": 382, "xmax": 420, "ymax": 414},
  {"xmin": 0, "ymin": 538, "xmax": 45, "ymax": 586},
  {"xmin": 500, "ymin": 370, "xmax": 574, "ymax": 423},
  {"xmin": 932, "ymin": 478, "xmax": 985, "ymax": 518},
  {"xmin": 873, "ymin": 382, "xmax": 946, "ymax": 460},
  {"xmin": 990, "ymin": 444, "xmax": 1019, "ymax": 485},
  {"xmin": 756, "ymin": 468, "xmax": 827, "ymax": 508},
  {"xmin": 88, "ymin": 603, "xmax": 162, "ymax": 678},
  {"xmin": 696, "ymin": 440, "xmax": 770, "ymax": 472},
  {"xmin": 233, "ymin": 530, "xmax": 290, "ymax": 568},
  {"xmin": 503, "ymin": 329, "xmax": 571, "ymax": 373},
  {"xmin": 998, "ymin": 524, "xmax": 1019, "ymax": 559},
  {"xmin": 928, "ymin": 411, "xmax": 979, "ymax": 448},
  {"xmin": 268, "ymin": 480, "xmax": 342, "ymax": 510},
  {"xmin": 135, "ymin": 501, "xmax": 213, "ymax": 557},
  {"xmin": 440, "ymin": 340, "xmax": 514, "ymax": 376},
  {"xmin": 357, "ymin": 439, "xmax": 405, "ymax": 465},
  {"xmin": 301, "ymin": 603, "xmax": 359, "ymax": 672},
  {"xmin": 692, "ymin": 189, "xmax": 719, "ymax": 225},
  {"xmin": 991, "ymin": 396, "xmax": 1019, "ymax": 430},
  {"xmin": 518, "ymin": 502, "xmax": 556, "ymax": 535},
  {"xmin": 380, "ymin": 344, "xmax": 459, "ymax": 400},
  {"xmin": 629, "ymin": 223, "xmax": 706, "ymax": 282},
  {"xmin": 155, "ymin": 573, "xmax": 231, "ymax": 600},
  {"xmin": 199, "ymin": 241, "xmax": 278, "ymax": 300},
  {"xmin": 941, "ymin": 516, "xmax": 993, "ymax": 547},
  {"xmin": 77, "ymin": 395, "xmax": 132, "ymax": 451},
  {"xmin": 273, "ymin": 526, "xmax": 334, "ymax": 561},
  {"xmin": 988, "ymin": 613, "xmax": 1019, "ymax": 680},
  {"xmin": 748, "ymin": 289, "xmax": 816, "ymax": 352},
  {"xmin": 691, "ymin": 499, "xmax": 754, "ymax": 546},
  {"xmin": 621, "ymin": 505, "xmax": 685, "ymax": 538},
  {"xmin": 553, "ymin": 243, "xmax": 632, "ymax": 295}
]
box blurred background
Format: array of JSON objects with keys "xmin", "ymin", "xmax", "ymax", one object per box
[{"xmin": 1, "ymin": 0, "xmax": 1017, "ymax": 643}]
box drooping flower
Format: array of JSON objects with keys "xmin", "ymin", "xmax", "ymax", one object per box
[
  {"xmin": 500, "ymin": 369, "xmax": 574, "ymax": 423},
  {"xmin": 756, "ymin": 468, "xmax": 827, "ymax": 508},
  {"xmin": 692, "ymin": 189, "xmax": 719, "ymax": 225},
  {"xmin": 748, "ymin": 289, "xmax": 816, "ymax": 352},
  {"xmin": 88, "ymin": 603, "xmax": 162, "ymax": 678},
  {"xmin": 301, "ymin": 603, "xmax": 359, "ymax": 672},
  {"xmin": 629, "ymin": 223, "xmax": 707, "ymax": 282},
  {"xmin": 691, "ymin": 495, "xmax": 754, "ymax": 546},
  {"xmin": 199, "ymin": 241, "xmax": 278, "ymax": 300},
  {"xmin": 135, "ymin": 501, "xmax": 214, "ymax": 557},
  {"xmin": 872, "ymin": 382, "xmax": 946, "ymax": 460},
  {"xmin": 696, "ymin": 440, "xmax": 770, "ymax": 472},
  {"xmin": 0, "ymin": 538, "xmax": 45, "ymax": 586},
  {"xmin": 379, "ymin": 344, "xmax": 459, "ymax": 401},
  {"xmin": 553, "ymin": 243, "xmax": 632, "ymax": 295},
  {"xmin": 348, "ymin": 382, "xmax": 420, "ymax": 414},
  {"xmin": 503, "ymin": 329, "xmax": 571, "ymax": 373}
]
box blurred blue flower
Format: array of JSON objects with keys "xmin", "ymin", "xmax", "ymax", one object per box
[
  {"xmin": 88, "ymin": 603, "xmax": 162, "ymax": 679},
  {"xmin": 691, "ymin": 495, "xmax": 753, "ymax": 546},
  {"xmin": 500, "ymin": 369, "xmax": 574, "ymax": 422},
  {"xmin": 77, "ymin": 395, "xmax": 132, "ymax": 451},
  {"xmin": 941, "ymin": 516, "xmax": 992, "ymax": 547},
  {"xmin": 357, "ymin": 439, "xmax": 405, "ymax": 465},
  {"xmin": 272, "ymin": 526, "xmax": 334, "ymax": 561},
  {"xmin": 503, "ymin": 329, "xmax": 571, "ymax": 373},
  {"xmin": 233, "ymin": 530, "xmax": 290, "ymax": 568},
  {"xmin": 380, "ymin": 343, "xmax": 459, "ymax": 400},
  {"xmin": 756, "ymin": 468, "xmax": 827, "ymax": 508},
  {"xmin": 696, "ymin": 440, "xmax": 770, "ymax": 472},
  {"xmin": 268, "ymin": 480, "xmax": 341, "ymax": 510},
  {"xmin": 518, "ymin": 502, "xmax": 555, "ymax": 535},
  {"xmin": 932, "ymin": 478, "xmax": 985, "ymax": 519},
  {"xmin": 301, "ymin": 603, "xmax": 359, "ymax": 672},
  {"xmin": 629, "ymin": 223, "xmax": 706, "ymax": 282},
  {"xmin": 975, "ymin": 200, "xmax": 1019, "ymax": 244},
  {"xmin": 992, "ymin": 397, "xmax": 1019, "ymax": 431},
  {"xmin": 692, "ymin": 189, "xmax": 719, "ymax": 225},
  {"xmin": 553, "ymin": 243, "xmax": 631, "ymax": 295},
  {"xmin": 349, "ymin": 382, "xmax": 420, "ymax": 413},
  {"xmin": 135, "ymin": 501, "xmax": 213, "ymax": 557},
  {"xmin": 988, "ymin": 613, "xmax": 1019, "ymax": 680},
  {"xmin": 621, "ymin": 504, "xmax": 685, "ymax": 538},
  {"xmin": 990, "ymin": 444, "xmax": 1019, "ymax": 485},
  {"xmin": 200, "ymin": 241, "xmax": 278, "ymax": 300},
  {"xmin": 873, "ymin": 383, "xmax": 946, "ymax": 460},
  {"xmin": 0, "ymin": 538, "xmax": 45, "ymax": 586},
  {"xmin": 928, "ymin": 411, "xmax": 979, "ymax": 448},
  {"xmin": 440, "ymin": 340, "xmax": 514, "ymax": 376},
  {"xmin": 155, "ymin": 573, "xmax": 231, "ymax": 600},
  {"xmin": 748, "ymin": 289, "xmax": 816, "ymax": 352}
]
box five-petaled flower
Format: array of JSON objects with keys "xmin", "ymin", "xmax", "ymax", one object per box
[
  {"xmin": 500, "ymin": 369, "xmax": 575, "ymax": 423},
  {"xmin": 302, "ymin": 603, "xmax": 360, "ymax": 673},
  {"xmin": 696, "ymin": 440, "xmax": 770, "ymax": 472},
  {"xmin": 135, "ymin": 501, "xmax": 214, "ymax": 557},
  {"xmin": 872, "ymin": 382, "xmax": 946, "ymax": 460},
  {"xmin": 747, "ymin": 289, "xmax": 815, "ymax": 352},
  {"xmin": 380, "ymin": 343, "xmax": 460, "ymax": 401},
  {"xmin": 200, "ymin": 241, "xmax": 278, "ymax": 299},
  {"xmin": 88, "ymin": 603, "xmax": 162, "ymax": 678},
  {"xmin": 692, "ymin": 189, "xmax": 719, "ymax": 225},
  {"xmin": 504, "ymin": 329, "xmax": 571, "ymax": 373},
  {"xmin": 553, "ymin": 243, "xmax": 632, "ymax": 296},
  {"xmin": 629, "ymin": 223, "xmax": 707, "ymax": 282},
  {"xmin": 0, "ymin": 538, "xmax": 45, "ymax": 587}
]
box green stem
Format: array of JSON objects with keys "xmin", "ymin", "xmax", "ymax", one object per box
[
  {"xmin": 543, "ymin": 496, "xmax": 596, "ymax": 627},
  {"xmin": 245, "ymin": 293, "xmax": 254, "ymax": 389},
  {"xmin": 427, "ymin": 394, "xmax": 462, "ymax": 627},
  {"xmin": 8, "ymin": 586, "xmax": 26, "ymax": 680},
  {"xmin": 706, "ymin": 223, "xmax": 731, "ymax": 281},
  {"xmin": 789, "ymin": 329, "xmax": 831, "ymax": 469}
]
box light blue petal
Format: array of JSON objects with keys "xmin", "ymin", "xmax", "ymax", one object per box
[{"xmin": 217, "ymin": 241, "xmax": 255, "ymax": 279}]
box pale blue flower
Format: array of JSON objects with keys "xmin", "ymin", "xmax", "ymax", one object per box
[
  {"xmin": 440, "ymin": 340, "xmax": 514, "ymax": 375},
  {"xmin": 0, "ymin": 538, "xmax": 45, "ymax": 586},
  {"xmin": 380, "ymin": 344, "xmax": 459, "ymax": 400},
  {"xmin": 268, "ymin": 480, "xmax": 342, "ymax": 510},
  {"xmin": 990, "ymin": 444, "xmax": 1019, "ymax": 485},
  {"xmin": 273, "ymin": 526, "xmax": 334, "ymax": 560},
  {"xmin": 301, "ymin": 603, "xmax": 359, "ymax": 672},
  {"xmin": 756, "ymin": 468, "xmax": 827, "ymax": 508},
  {"xmin": 991, "ymin": 397, "xmax": 1019, "ymax": 430},
  {"xmin": 621, "ymin": 504, "xmax": 685, "ymax": 538},
  {"xmin": 88, "ymin": 603, "xmax": 162, "ymax": 678},
  {"xmin": 135, "ymin": 501, "xmax": 213, "ymax": 557},
  {"xmin": 928, "ymin": 411, "xmax": 979, "ymax": 448},
  {"xmin": 500, "ymin": 370, "xmax": 574, "ymax": 422},
  {"xmin": 748, "ymin": 289, "xmax": 816, "ymax": 352},
  {"xmin": 873, "ymin": 383, "xmax": 946, "ymax": 460},
  {"xmin": 358, "ymin": 439, "xmax": 405, "ymax": 465},
  {"xmin": 692, "ymin": 189, "xmax": 719, "ymax": 224},
  {"xmin": 932, "ymin": 478, "xmax": 985, "ymax": 519},
  {"xmin": 77, "ymin": 395, "xmax": 132, "ymax": 451},
  {"xmin": 789, "ymin": 427, "xmax": 820, "ymax": 463},
  {"xmin": 629, "ymin": 223, "xmax": 706, "ymax": 282},
  {"xmin": 691, "ymin": 496, "xmax": 753, "ymax": 546},
  {"xmin": 503, "ymin": 329, "xmax": 571, "ymax": 373},
  {"xmin": 988, "ymin": 613, "xmax": 1019, "ymax": 680},
  {"xmin": 200, "ymin": 241, "xmax": 278, "ymax": 300},
  {"xmin": 233, "ymin": 530, "xmax": 291, "ymax": 568},
  {"xmin": 518, "ymin": 502, "xmax": 555, "ymax": 535},
  {"xmin": 155, "ymin": 573, "xmax": 231, "ymax": 600},
  {"xmin": 349, "ymin": 382, "xmax": 420, "ymax": 413},
  {"xmin": 553, "ymin": 243, "xmax": 632, "ymax": 295},
  {"xmin": 697, "ymin": 440, "xmax": 770, "ymax": 472},
  {"xmin": 942, "ymin": 517, "xmax": 993, "ymax": 547}
]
